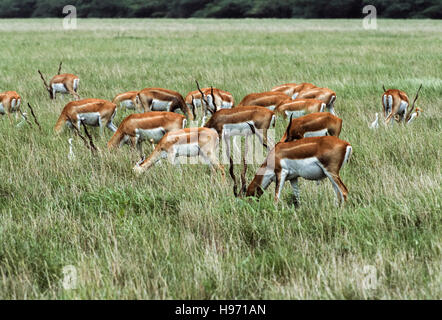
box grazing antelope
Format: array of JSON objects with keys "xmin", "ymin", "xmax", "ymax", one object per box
[
  {"xmin": 54, "ymin": 98, "xmax": 117, "ymax": 133},
  {"xmin": 274, "ymin": 98, "xmax": 327, "ymax": 119},
  {"xmin": 136, "ymin": 88, "xmax": 195, "ymax": 120},
  {"xmin": 112, "ymin": 91, "xmax": 140, "ymax": 111},
  {"xmin": 246, "ymin": 136, "xmax": 352, "ymax": 205},
  {"xmin": 236, "ymin": 91, "xmax": 289, "ymax": 111},
  {"xmin": 280, "ymin": 113, "xmax": 342, "ymax": 142},
  {"xmin": 38, "ymin": 62, "xmax": 79, "ymax": 100},
  {"xmin": 203, "ymin": 104, "xmax": 276, "ymax": 195},
  {"xmin": 295, "ymin": 87, "xmax": 337, "ymax": 115},
  {"xmin": 133, "ymin": 127, "xmax": 225, "ymax": 179},
  {"xmin": 185, "ymin": 82, "xmax": 234, "ymax": 113},
  {"xmin": 107, "ymin": 111, "xmax": 186, "ymax": 151},
  {"xmin": 0, "ymin": 91, "xmax": 21, "ymax": 123},
  {"xmin": 382, "ymin": 85, "xmax": 422, "ymax": 125},
  {"xmin": 271, "ymin": 82, "xmax": 317, "ymax": 99}
]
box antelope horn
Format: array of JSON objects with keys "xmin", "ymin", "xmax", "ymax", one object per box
[
  {"xmin": 382, "ymin": 85, "xmax": 386, "ymax": 92},
  {"xmin": 66, "ymin": 115, "xmax": 91, "ymax": 151},
  {"xmin": 284, "ymin": 114, "xmax": 293, "ymax": 142},
  {"xmin": 27, "ymin": 103, "xmax": 41, "ymax": 130},
  {"xmin": 57, "ymin": 61, "xmax": 62, "ymax": 75},
  {"xmin": 209, "ymin": 86, "xmax": 217, "ymax": 113},
  {"xmin": 80, "ymin": 118, "xmax": 98, "ymax": 153},
  {"xmin": 38, "ymin": 70, "xmax": 50, "ymax": 91},
  {"xmin": 195, "ymin": 79, "xmax": 209, "ymax": 106},
  {"xmin": 406, "ymin": 84, "xmax": 422, "ymax": 121}
]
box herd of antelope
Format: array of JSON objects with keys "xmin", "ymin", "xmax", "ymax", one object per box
[{"xmin": 0, "ymin": 62, "xmax": 423, "ymax": 206}]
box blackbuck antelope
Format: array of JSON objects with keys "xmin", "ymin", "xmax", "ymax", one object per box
[
  {"xmin": 382, "ymin": 85, "xmax": 422, "ymax": 125},
  {"xmin": 133, "ymin": 127, "xmax": 225, "ymax": 179},
  {"xmin": 246, "ymin": 136, "xmax": 352, "ymax": 205},
  {"xmin": 203, "ymin": 104, "xmax": 276, "ymax": 196},
  {"xmin": 185, "ymin": 82, "xmax": 234, "ymax": 122},
  {"xmin": 280, "ymin": 113, "xmax": 342, "ymax": 142},
  {"xmin": 54, "ymin": 98, "xmax": 117, "ymax": 133},
  {"xmin": 112, "ymin": 91, "xmax": 139, "ymax": 111},
  {"xmin": 274, "ymin": 98, "xmax": 327, "ymax": 119},
  {"xmin": 38, "ymin": 62, "xmax": 79, "ymax": 100},
  {"xmin": 271, "ymin": 82, "xmax": 317, "ymax": 99},
  {"xmin": 236, "ymin": 91, "xmax": 290, "ymax": 111},
  {"xmin": 0, "ymin": 91, "xmax": 21, "ymax": 123},
  {"xmin": 108, "ymin": 111, "xmax": 186, "ymax": 151},
  {"xmin": 136, "ymin": 88, "xmax": 195, "ymax": 121},
  {"xmin": 295, "ymin": 87, "xmax": 337, "ymax": 115}
]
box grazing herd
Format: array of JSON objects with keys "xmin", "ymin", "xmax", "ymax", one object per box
[{"xmin": 0, "ymin": 62, "xmax": 423, "ymax": 206}]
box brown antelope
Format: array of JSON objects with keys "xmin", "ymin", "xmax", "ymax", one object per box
[
  {"xmin": 203, "ymin": 103, "xmax": 276, "ymax": 195},
  {"xmin": 38, "ymin": 62, "xmax": 79, "ymax": 100},
  {"xmin": 271, "ymin": 82, "xmax": 317, "ymax": 99},
  {"xmin": 0, "ymin": 91, "xmax": 21, "ymax": 123},
  {"xmin": 246, "ymin": 136, "xmax": 352, "ymax": 205},
  {"xmin": 382, "ymin": 85, "xmax": 422, "ymax": 125},
  {"xmin": 54, "ymin": 98, "xmax": 117, "ymax": 133},
  {"xmin": 107, "ymin": 111, "xmax": 186, "ymax": 151},
  {"xmin": 112, "ymin": 91, "xmax": 140, "ymax": 111},
  {"xmin": 136, "ymin": 88, "xmax": 195, "ymax": 121},
  {"xmin": 185, "ymin": 82, "xmax": 234, "ymax": 118},
  {"xmin": 133, "ymin": 127, "xmax": 225, "ymax": 179},
  {"xmin": 274, "ymin": 98, "xmax": 327, "ymax": 119},
  {"xmin": 280, "ymin": 113, "xmax": 342, "ymax": 142},
  {"xmin": 295, "ymin": 87, "xmax": 337, "ymax": 115},
  {"xmin": 236, "ymin": 91, "xmax": 290, "ymax": 111}
]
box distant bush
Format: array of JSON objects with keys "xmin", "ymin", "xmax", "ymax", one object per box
[{"xmin": 0, "ymin": 0, "xmax": 440, "ymax": 18}]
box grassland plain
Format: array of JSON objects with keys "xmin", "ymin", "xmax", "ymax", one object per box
[{"xmin": 0, "ymin": 19, "xmax": 440, "ymax": 299}]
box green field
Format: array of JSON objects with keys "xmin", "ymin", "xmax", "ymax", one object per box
[{"xmin": 0, "ymin": 19, "xmax": 441, "ymax": 299}]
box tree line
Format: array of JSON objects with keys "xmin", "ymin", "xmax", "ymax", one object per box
[{"xmin": 1, "ymin": 0, "xmax": 441, "ymax": 19}]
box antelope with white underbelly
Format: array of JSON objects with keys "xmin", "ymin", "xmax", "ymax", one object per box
[
  {"xmin": 112, "ymin": 91, "xmax": 140, "ymax": 111},
  {"xmin": 274, "ymin": 98, "xmax": 327, "ymax": 119},
  {"xmin": 203, "ymin": 104, "xmax": 276, "ymax": 195},
  {"xmin": 271, "ymin": 82, "xmax": 317, "ymax": 99},
  {"xmin": 236, "ymin": 91, "xmax": 290, "ymax": 111},
  {"xmin": 280, "ymin": 113, "xmax": 342, "ymax": 142},
  {"xmin": 136, "ymin": 87, "xmax": 195, "ymax": 121},
  {"xmin": 0, "ymin": 91, "xmax": 21, "ymax": 123},
  {"xmin": 133, "ymin": 127, "xmax": 225, "ymax": 179},
  {"xmin": 246, "ymin": 136, "xmax": 352, "ymax": 205},
  {"xmin": 185, "ymin": 81, "xmax": 234, "ymax": 124},
  {"xmin": 107, "ymin": 111, "xmax": 186, "ymax": 151},
  {"xmin": 381, "ymin": 85, "xmax": 422, "ymax": 125},
  {"xmin": 38, "ymin": 62, "xmax": 80, "ymax": 100},
  {"xmin": 54, "ymin": 98, "xmax": 117, "ymax": 133},
  {"xmin": 295, "ymin": 87, "xmax": 337, "ymax": 115}
]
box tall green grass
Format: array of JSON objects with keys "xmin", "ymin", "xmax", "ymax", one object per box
[{"xmin": 0, "ymin": 19, "xmax": 440, "ymax": 299}]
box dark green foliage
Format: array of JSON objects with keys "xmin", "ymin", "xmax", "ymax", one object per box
[{"xmin": 0, "ymin": 0, "xmax": 440, "ymax": 18}]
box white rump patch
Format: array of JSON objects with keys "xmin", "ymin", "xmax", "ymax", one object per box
[
  {"xmin": 280, "ymin": 157, "xmax": 325, "ymax": 181},
  {"xmin": 0, "ymin": 103, "xmax": 4, "ymax": 114},
  {"xmin": 73, "ymin": 79, "xmax": 79, "ymax": 91}
]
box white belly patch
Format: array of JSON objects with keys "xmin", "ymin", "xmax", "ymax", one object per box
[
  {"xmin": 280, "ymin": 157, "xmax": 325, "ymax": 181},
  {"xmin": 173, "ymin": 143, "xmax": 200, "ymax": 157},
  {"xmin": 121, "ymin": 99, "xmax": 136, "ymax": 109},
  {"xmin": 52, "ymin": 83, "xmax": 68, "ymax": 93},
  {"xmin": 223, "ymin": 121, "xmax": 254, "ymax": 137},
  {"xmin": 73, "ymin": 79, "xmax": 79, "ymax": 91},
  {"xmin": 285, "ymin": 110, "xmax": 305, "ymax": 118},
  {"xmin": 78, "ymin": 112, "xmax": 101, "ymax": 126},
  {"xmin": 303, "ymin": 129, "xmax": 328, "ymax": 138},
  {"xmin": 151, "ymin": 99, "xmax": 172, "ymax": 111},
  {"xmin": 0, "ymin": 103, "xmax": 4, "ymax": 114},
  {"xmin": 221, "ymin": 102, "xmax": 233, "ymax": 109},
  {"xmin": 135, "ymin": 127, "xmax": 166, "ymax": 143},
  {"xmin": 267, "ymin": 105, "xmax": 276, "ymax": 111}
]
